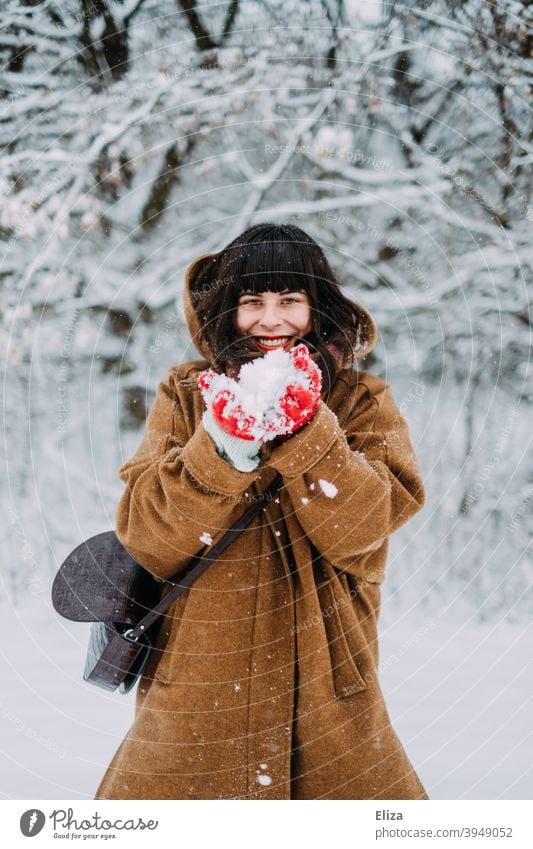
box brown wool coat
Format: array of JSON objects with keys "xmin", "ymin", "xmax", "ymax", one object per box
[{"xmin": 94, "ymin": 253, "xmax": 428, "ymax": 800}]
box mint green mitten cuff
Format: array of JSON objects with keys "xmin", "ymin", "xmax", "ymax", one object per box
[{"xmin": 202, "ymin": 409, "xmax": 262, "ymax": 472}]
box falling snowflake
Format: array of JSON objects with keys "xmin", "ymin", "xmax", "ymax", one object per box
[
  {"xmin": 200, "ymin": 531, "xmax": 213, "ymax": 545},
  {"xmin": 318, "ymin": 479, "xmax": 338, "ymax": 497},
  {"xmin": 301, "ymin": 497, "xmax": 309, "ymax": 505}
]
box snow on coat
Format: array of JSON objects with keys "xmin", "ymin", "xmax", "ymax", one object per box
[{"xmin": 94, "ymin": 252, "xmax": 428, "ymax": 800}]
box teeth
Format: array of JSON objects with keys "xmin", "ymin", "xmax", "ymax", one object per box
[{"xmin": 257, "ymin": 337, "xmax": 291, "ymax": 346}]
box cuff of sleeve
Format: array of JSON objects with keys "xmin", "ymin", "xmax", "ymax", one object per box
[
  {"xmin": 265, "ymin": 401, "xmax": 341, "ymax": 477},
  {"xmin": 182, "ymin": 420, "xmax": 262, "ymax": 495}
]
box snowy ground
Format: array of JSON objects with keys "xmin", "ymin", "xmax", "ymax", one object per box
[{"xmin": 0, "ymin": 590, "xmax": 530, "ymax": 800}]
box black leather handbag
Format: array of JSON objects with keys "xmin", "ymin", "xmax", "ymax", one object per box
[{"xmin": 52, "ymin": 474, "xmax": 283, "ymax": 694}]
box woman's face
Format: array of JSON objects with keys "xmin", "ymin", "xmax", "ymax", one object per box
[{"xmin": 234, "ymin": 289, "xmax": 312, "ymax": 352}]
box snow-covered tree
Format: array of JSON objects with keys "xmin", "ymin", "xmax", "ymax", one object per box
[{"xmin": 1, "ymin": 0, "xmax": 531, "ymax": 618}]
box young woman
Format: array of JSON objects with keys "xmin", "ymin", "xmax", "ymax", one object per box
[{"xmin": 94, "ymin": 222, "xmax": 428, "ymax": 800}]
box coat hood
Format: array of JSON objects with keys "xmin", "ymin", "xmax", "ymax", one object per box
[{"xmin": 183, "ymin": 250, "xmax": 378, "ymax": 367}]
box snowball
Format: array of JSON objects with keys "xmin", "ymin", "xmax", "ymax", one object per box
[
  {"xmin": 318, "ymin": 479, "xmax": 338, "ymax": 498},
  {"xmin": 199, "ymin": 347, "xmax": 313, "ymax": 441}
]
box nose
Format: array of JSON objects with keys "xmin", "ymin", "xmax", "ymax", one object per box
[{"xmin": 258, "ymin": 303, "xmax": 284, "ymax": 330}]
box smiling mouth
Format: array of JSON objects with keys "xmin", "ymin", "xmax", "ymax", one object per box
[{"xmin": 253, "ymin": 336, "xmax": 294, "ymax": 351}]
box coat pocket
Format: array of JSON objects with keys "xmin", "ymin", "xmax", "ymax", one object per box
[{"xmin": 317, "ymin": 578, "xmax": 367, "ymax": 699}]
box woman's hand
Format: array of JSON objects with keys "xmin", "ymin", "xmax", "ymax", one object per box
[
  {"xmin": 263, "ymin": 344, "xmax": 322, "ymax": 438},
  {"xmin": 197, "ymin": 369, "xmax": 263, "ymax": 471},
  {"xmin": 198, "ymin": 343, "xmax": 322, "ymax": 443},
  {"xmin": 197, "ymin": 370, "xmax": 260, "ymax": 440}
]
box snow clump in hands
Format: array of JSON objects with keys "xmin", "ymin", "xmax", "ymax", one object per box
[{"xmin": 198, "ymin": 343, "xmax": 322, "ymax": 442}]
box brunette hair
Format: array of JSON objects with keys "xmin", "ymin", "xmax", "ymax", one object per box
[{"xmin": 191, "ymin": 222, "xmax": 366, "ymax": 392}]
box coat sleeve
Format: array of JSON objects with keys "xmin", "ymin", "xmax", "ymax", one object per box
[
  {"xmin": 115, "ymin": 368, "xmax": 262, "ymax": 581},
  {"xmin": 265, "ymin": 376, "xmax": 425, "ymax": 576}
]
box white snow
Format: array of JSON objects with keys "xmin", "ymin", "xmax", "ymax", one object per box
[
  {"xmin": 256, "ymin": 774, "xmax": 272, "ymax": 786},
  {"xmin": 301, "ymin": 497, "xmax": 309, "ymax": 505},
  {"xmin": 199, "ymin": 531, "xmax": 213, "ymax": 545},
  {"xmin": 345, "ymin": 0, "xmax": 382, "ymax": 24},
  {"xmin": 314, "ymin": 126, "xmax": 354, "ymax": 160},
  {"xmin": 0, "ymin": 594, "xmax": 530, "ymax": 799},
  {"xmin": 199, "ymin": 346, "xmax": 318, "ymax": 441},
  {"xmin": 318, "ymin": 479, "xmax": 338, "ymax": 498}
]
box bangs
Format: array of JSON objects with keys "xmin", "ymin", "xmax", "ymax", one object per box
[{"xmin": 227, "ymin": 232, "xmax": 313, "ymax": 296}]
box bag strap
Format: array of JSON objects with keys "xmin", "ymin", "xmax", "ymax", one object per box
[{"xmin": 123, "ymin": 473, "xmax": 283, "ymax": 642}]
